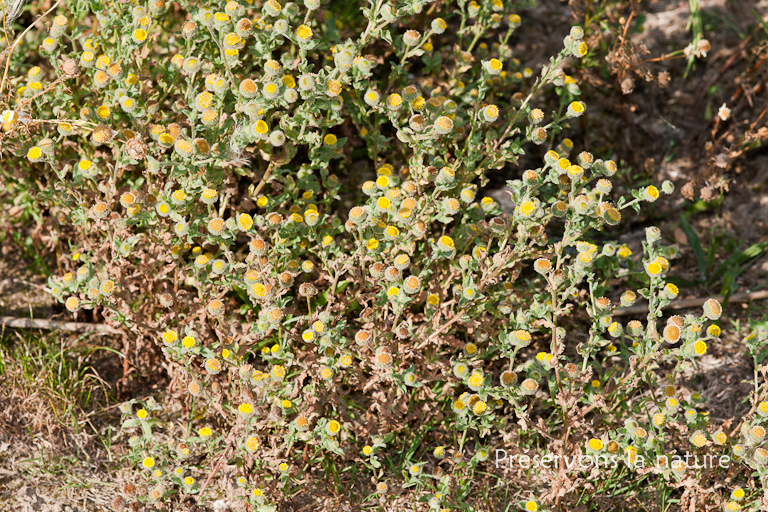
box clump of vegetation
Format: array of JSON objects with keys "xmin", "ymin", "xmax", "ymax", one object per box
[{"xmin": 1, "ymin": 0, "xmax": 767, "ymax": 510}]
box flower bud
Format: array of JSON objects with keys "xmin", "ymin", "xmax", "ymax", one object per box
[
  {"xmin": 403, "ymin": 30, "xmax": 421, "ymax": 46},
  {"xmin": 530, "ymin": 126, "xmax": 547, "ymax": 144},
  {"xmin": 432, "ymin": 17, "xmax": 447, "ymax": 34},
  {"xmin": 703, "ymin": 298, "xmax": 722, "ymax": 320},
  {"xmin": 566, "ymin": 101, "xmax": 585, "ymax": 117},
  {"xmin": 646, "ymin": 226, "xmax": 661, "ymax": 244},
  {"xmin": 642, "ymin": 185, "xmax": 660, "ymax": 202},
  {"xmin": 520, "ymin": 378, "xmax": 539, "ymax": 395},
  {"xmin": 626, "ymin": 320, "xmax": 643, "ymax": 337}
]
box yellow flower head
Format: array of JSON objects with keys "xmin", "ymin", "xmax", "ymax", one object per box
[
  {"xmin": 327, "ymin": 419, "xmax": 341, "ymax": 435},
  {"xmin": 518, "ymin": 200, "xmax": 536, "ymax": 217},
  {"xmin": 133, "ymin": 28, "xmax": 148, "ymax": 42},
  {"xmin": 238, "ymin": 213, "xmax": 254, "ymax": 230},
  {"xmin": 438, "ymin": 235, "xmax": 454, "ymax": 250},
  {"xmin": 327, "ymin": 79, "xmax": 342, "ymax": 96},
  {"xmin": 27, "ymin": 147, "xmax": 43, "ymax": 161},
  {"xmin": 245, "ymin": 435, "xmax": 260, "ymax": 452},
  {"xmin": 646, "ymin": 262, "xmax": 662, "ymax": 276},
  {"xmin": 296, "ymin": 24, "xmax": 312, "ymax": 40},
  {"xmin": 162, "ymin": 330, "xmax": 178, "ymax": 345}
]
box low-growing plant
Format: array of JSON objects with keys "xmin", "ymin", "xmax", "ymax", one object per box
[{"xmin": 1, "ymin": 0, "xmax": 767, "ymax": 510}]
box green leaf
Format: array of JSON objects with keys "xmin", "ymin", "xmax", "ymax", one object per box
[
  {"xmin": 710, "ymin": 241, "xmax": 768, "ymax": 285},
  {"xmin": 679, "ymin": 216, "xmax": 707, "ymax": 283},
  {"xmin": 121, "ymin": 418, "xmax": 139, "ymax": 430},
  {"xmin": 666, "ymin": 276, "xmax": 699, "ymax": 289},
  {"xmin": 233, "ymin": 285, "xmax": 249, "ymax": 305},
  {"xmin": 720, "ymin": 270, "xmax": 736, "ymax": 302}
]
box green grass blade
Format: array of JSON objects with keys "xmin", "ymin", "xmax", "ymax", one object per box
[
  {"xmin": 666, "ymin": 276, "xmax": 700, "ymax": 289},
  {"xmin": 709, "ymin": 241, "xmax": 768, "ymax": 285},
  {"xmin": 679, "ymin": 216, "xmax": 707, "ymax": 283}
]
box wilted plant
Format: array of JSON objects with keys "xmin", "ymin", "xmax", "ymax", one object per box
[{"xmin": 1, "ymin": 0, "xmax": 763, "ymax": 510}]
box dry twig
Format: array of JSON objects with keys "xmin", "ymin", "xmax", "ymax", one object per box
[{"xmin": 0, "ymin": 316, "xmax": 122, "ymax": 334}]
